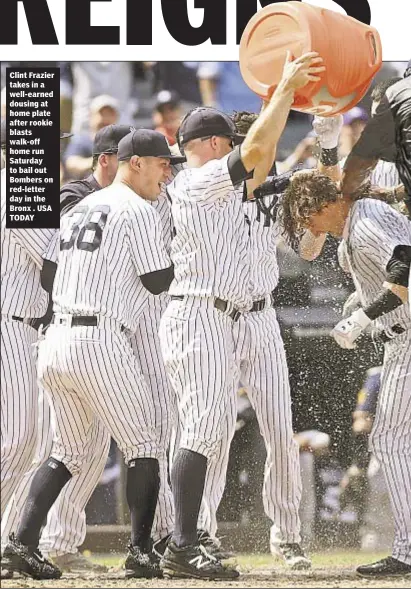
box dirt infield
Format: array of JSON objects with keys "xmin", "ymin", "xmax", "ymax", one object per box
[
  {"xmin": 2, "ymin": 554, "xmax": 410, "ymax": 589},
  {"xmin": 2, "ymin": 568, "xmax": 409, "ymax": 589}
]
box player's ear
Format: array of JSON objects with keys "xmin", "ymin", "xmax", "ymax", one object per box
[{"xmin": 129, "ymin": 155, "xmax": 140, "ymax": 171}]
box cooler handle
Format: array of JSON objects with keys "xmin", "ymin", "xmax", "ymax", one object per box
[{"xmin": 367, "ymin": 31, "xmax": 382, "ymax": 69}]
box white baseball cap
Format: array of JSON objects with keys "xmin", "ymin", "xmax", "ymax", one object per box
[{"xmin": 90, "ymin": 94, "xmax": 120, "ymax": 114}]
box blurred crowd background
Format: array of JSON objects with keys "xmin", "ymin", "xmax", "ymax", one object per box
[{"xmin": 1, "ymin": 60, "xmax": 407, "ymax": 552}]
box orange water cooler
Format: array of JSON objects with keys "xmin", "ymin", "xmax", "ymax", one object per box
[{"xmin": 239, "ymin": 2, "xmax": 382, "ymax": 116}]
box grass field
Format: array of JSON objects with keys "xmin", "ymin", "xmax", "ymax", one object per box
[{"xmin": 2, "ymin": 551, "xmax": 410, "ymax": 588}]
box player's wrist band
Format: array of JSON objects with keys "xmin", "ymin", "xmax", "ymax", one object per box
[
  {"xmin": 319, "ymin": 147, "xmax": 339, "ymax": 167},
  {"xmin": 363, "ymin": 289, "xmax": 404, "ymax": 321}
]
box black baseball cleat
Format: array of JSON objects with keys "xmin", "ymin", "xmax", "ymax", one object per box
[
  {"xmin": 273, "ymin": 543, "xmax": 312, "ymax": 570},
  {"xmin": 3, "ymin": 534, "xmax": 62, "ymax": 580},
  {"xmin": 161, "ymin": 541, "xmax": 240, "ymax": 580},
  {"xmin": 124, "ymin": 543, "xmax": 163, "ymax": 578},
  {"xmin": 197, "ymin": 529, "xmax": 234, "ymax": 560},
  {"xmin": 356, "ymin": 557, "xmax": 411, "ymax": 577}
]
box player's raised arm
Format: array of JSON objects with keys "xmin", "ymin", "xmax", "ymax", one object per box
[
  {"xmin": 298, "ymin": 114, "xmax": 343, "ymax": 260},
  {"xmin": 241, "ymin": 51, "xmax": 325, "ymax": 186}
]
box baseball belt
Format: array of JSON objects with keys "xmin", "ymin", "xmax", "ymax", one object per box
[
  {"xmin": 52, "ymin": 314, "xmax": 126, "ymax": 332},
  {"xmin": 170, "ymin": 295, "xmax": 241, "ymax": 322}
]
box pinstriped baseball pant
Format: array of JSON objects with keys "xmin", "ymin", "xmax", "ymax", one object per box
[
  {"xmin": 1, "ymin": 385, "xmax": 110, "ymax": 556},
  {"xmin": 37, "ymin": 323, "xmax": 160, "ymax": 475},
  {"xmin": 369, "ymin": 329, "xmax": 411, "ymax": 565},
  {"xmin": 200, "ymin": 308, "xmax": 302, "ymax": 546},
  {"xmin": 159, "ymin": 297, "xmax": 239, "ymax": 461},
  {"xmin": 1, "ymin": 319, "xmax": 38, "ymax": 516},
  {"xmin": 130, "ymin": 294, "xmax": 175, "ymax": 542}
]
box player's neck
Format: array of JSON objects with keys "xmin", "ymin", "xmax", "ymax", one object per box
[{"xmin": 93, "ymin": 168, "xmax": 109, "ymax": 189}]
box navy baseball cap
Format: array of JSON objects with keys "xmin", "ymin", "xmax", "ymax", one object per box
[
  {"xmin": 1, "ymin": 119, "xmax": 6, "ymax": 147},
  {"xmin": 93, "ymin": 124, "xmax": 136, "ymax": 156},
  {"xmin": 117, "ymin": 129, "xmax": 186, "ymax": 164},
  {"xmin": 178, "ymin": 107, "xmax": 243, "ymax": 146}
]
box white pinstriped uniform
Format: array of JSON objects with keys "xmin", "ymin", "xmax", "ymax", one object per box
[
  {"xmin": 199, "ymin": 195, "xmax": 302, "ymax": 548},
  {"xmin": 343, "ymin": 198, "xmax": 411, "ymax": 565},
  {"xmin": 159, "ymin": 155, "xmax": 251, "ymax": 462},
  {"xmin": 1, "ymin": 180, "xmax": 110, "ymax": 555},
  {"xmin": 1, "ymin": 169, "xmax": 55, "ymax": 515},
  {"xmin": 37, "ymin": 183, "xmax": 171, "ymax": 476},
  {"xmin": 129, "ymin": 192, "xmax": 175, "ymax": 542}
]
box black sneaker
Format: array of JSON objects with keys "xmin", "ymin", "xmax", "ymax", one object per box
[
  {"xmin": 197, "ymin": 529, "xmax": 234, "ymax": 560},
  {"xmin": 161, "ymin": 541, "xmax": 239, "ymax": 580},
  {"xmin": 3, "ymin": 534, "xmax": 62, "ymax": 580},
  {"xmin": 153, "ymin": 533, "xmax": 172, "ymax": 558},
  {"xmin": 273, "ymin": 543, "xmax": 311, "ymax": 570},
  {"xmin": 357, "ymin": 557, "xmax": 411, "ymax": 578},
  {"xmin": 124, "ymin": 543, "xmax": 163, "ymax": 579}
]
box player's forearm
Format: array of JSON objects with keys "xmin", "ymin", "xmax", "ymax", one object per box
[
  {"xmin": 341, "ymin": 154, "xmax": 378, "ymax": 196},
  {"xmin": 241, "ymin": 85, "xmax": 294, "ymax": 173}
]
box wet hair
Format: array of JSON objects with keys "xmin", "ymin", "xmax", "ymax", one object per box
[
  {"xmin": 279, "ymin": 169, "xmax": 405, "ymax": 246},
  {"xmin": 280, "ymin": 170, "xmax": 341, "ymax": 246},
  {"xmin": 371, "ymin": 77, "xmax": 402, "ymax": 104},
  {"xmin": 231, "ymin": 110, "xmax": 258, "ymax": 136}
]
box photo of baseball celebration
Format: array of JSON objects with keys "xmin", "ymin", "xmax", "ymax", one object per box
[{"xmin": 0, "ymin": 2, "xmax": 410, "ymax": 587}]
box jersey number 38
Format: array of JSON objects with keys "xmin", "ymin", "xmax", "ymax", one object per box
[{"xmin": 60, "ymin": 205, "xmax": 110, "ymax": 253}]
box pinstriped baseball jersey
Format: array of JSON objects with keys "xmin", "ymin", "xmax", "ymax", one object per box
[
  {"xmin": 167, "ymin": 155, "xmax": 252, "ymax": 310},
  {"xmin": 370, "ymin": 160, "xmax": 401, "ymax": 188},
  {"xmin": 344, "ymin": 198, "xmax": 411, "ymax": 331},
  {"xmin": 53, "ymin": 183, "xmax": 171, "ymax": 331},
  {"xmin": 243, "ymin": 195, "xmax": 282, "ymax": 299},
  {"xmin": 1, "ymin": 170, "xmax": 56, "ymax": 318}
]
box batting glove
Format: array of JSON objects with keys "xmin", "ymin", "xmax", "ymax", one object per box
[
  {"xmin": 331, "ymin": 308, "xmax": 372, "ymax": 349},
  {"xmin": 312, "ymin": 114, "xmax": 344, "ymax": 149}
]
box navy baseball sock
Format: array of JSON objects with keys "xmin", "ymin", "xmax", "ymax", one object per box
[
  {"xmin": 16, "ymin": 457, "xmax": 72, "ymax": 547},
  {"xmin": 171, "ymin": 449, "xmax": 207, "ymax": 548},
  {"xmin": 127, "ymin": 458, "xmax": 160, "ymax": 551}
]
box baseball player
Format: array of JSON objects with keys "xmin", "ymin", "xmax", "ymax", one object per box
[
  {"xmin": 1, "ymin": 125, "xmax": 67, "ymax": 514},
  {"xmin": 3, "ymin": 129, "xmax": 184, "ymax": 580},
  {"xmin": 158, "ymin": 52, "xmax": 325, "ymax": 580},
  {"xmin": 280, "ymin": 169, "xmax": 411, "ymax": 578},
  {"xmin": 1, "ymin": 125, "xmax": 133, "ymax": 575},
  {"xmin": 197, "ymin": 113, "xmax": 343, "ymax": 569},
  {"xmin": 342, "ymin": 60, "xmax": 411, "ymax": 215},
  {"xmin": 0, "ymin": 125, "xmax": 59, "ymax": 575},
  {"xmin": 59, "ymin": 127, "xmax": 182, "ymax": 554}
]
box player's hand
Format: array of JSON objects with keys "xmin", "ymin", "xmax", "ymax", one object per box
[
  {"xmin": 279, "ymin": 51, "xmax": 325, "ymax": 92},
  {"xmin": 331, "ymin": 308, "xmax": 372, "ymax": 349},
  {"xmin": 312, "ymin": 115, "xmax": 343, "ymax": 149},
  {"xmin": 342, "ymin": 291, "xmax": 361, "ymax": 318}
]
